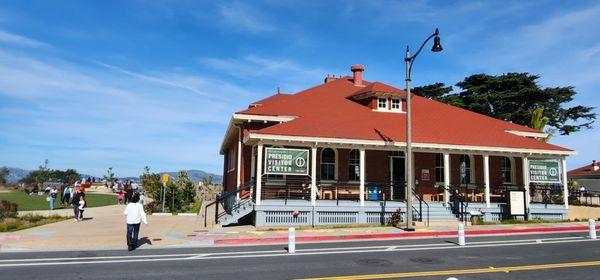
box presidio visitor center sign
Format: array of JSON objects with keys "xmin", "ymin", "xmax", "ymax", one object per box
[
  {"xmin": 529, "ymin": 158, "xmax": 561, "ymax": 184},
  {"xmin": 264, "ymin": 147, "xmax": 309, "ymax": 176}
]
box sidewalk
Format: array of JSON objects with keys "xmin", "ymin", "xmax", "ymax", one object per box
[{"xmin": 0, "ymin": 211, "xmax": 596, "ymax": 252}]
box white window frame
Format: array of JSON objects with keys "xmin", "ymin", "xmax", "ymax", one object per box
[
  {"xmin": 348, "ymin": 149, "xmax": 360, "ymax": 182},
  {"xmin": 377, "ymin": 98, "xmax": 388, "ymax": 110},
  {"xmin": 435, "ymin": 153, "xmax": 444, "ymax": 184},
  {"xmin": 320, "ymin": 148, "xmax": 338, "ymax": 182},
  {"xmin": 501, "ymin": 156, "xmax": 515, "ymax": 184},
  {"xmin": 391, "ymin": 98, "xmax": 402, "ymax": 112}
]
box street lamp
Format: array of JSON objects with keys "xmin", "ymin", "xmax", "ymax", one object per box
[{"xmin": 404, "ymin": 28, "xmax": 443, "ymax": 231}]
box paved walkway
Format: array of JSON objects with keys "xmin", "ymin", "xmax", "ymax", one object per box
[{"xmin": 0, "ymin": 206, "xmax": 595, "ymax": 252}]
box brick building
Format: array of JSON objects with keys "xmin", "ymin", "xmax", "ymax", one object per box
[{"xmin": 217, "ymin": 65, "xmax": 574, "ymax": 227}]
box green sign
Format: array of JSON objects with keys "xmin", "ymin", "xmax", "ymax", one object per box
[
  {"xmin": 529, "ymin": 159, "xmax": 561, "ymax": 183},
  {"xmin": 264, "ymin": 148, "xmax": 309, "ymax": 175}
]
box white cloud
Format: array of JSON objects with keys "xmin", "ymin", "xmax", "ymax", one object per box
[
  {"xmin": 0, "ymin": 30, "xmax": 48, "ymax": 48},
  {"xmin": 218, "ymin": 2, "xmax": 275, "ymax": 33},
  {"xmin": 0, "ymin": 47, "xmax": 261, "ymax": 176}
]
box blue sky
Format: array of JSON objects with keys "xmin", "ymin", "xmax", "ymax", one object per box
[{"xmin": 0, "ymin": 1, "xmax": 598, "ymax": 177}]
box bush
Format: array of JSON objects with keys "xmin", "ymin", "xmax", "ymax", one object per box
[
  {"xmin": 388, "ymin": 209, "xmax": 403, "ymax": 227},
  {"xmin": 0, "ymin": 200, "xmax": 18, "ymax": 220}
]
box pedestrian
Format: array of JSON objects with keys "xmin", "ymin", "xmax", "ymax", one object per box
[
  {"xmin": 125, "ymin": 186, "xmax": 133, "ymax": 204},
  {"xmin": 59, "ymin": 183, "xmax": 66, "ymax": 204},
  {"xmin": 71, "ymin": 189, "xmax": 81, "ymax": 222},
  {"xmin": 78, "ymin": 192, "xmax": 86, "ymax": 221},
  {"xmin": 124, "ymin": 193, "xmax": 147, "ymax": 251},
  {"xmin": 138, "ymin": 191, "xmax": 145, "ymax": 205},
  {"xmin": 49, "ymin": 187, "xmax": 58, "ymax": 210},
  {"xmin": 63, "ymin": 185, "xmax": 72, "ymax": 205},
  {"xmin": 117, "ymin": 191, "xmax": 124, "ymax": 205}
]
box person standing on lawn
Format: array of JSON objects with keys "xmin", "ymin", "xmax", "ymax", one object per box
[
  {"xmin": 124, "ymin": 193, "xmax": 147, "ymax": 251},
  {"xmin": 49, "ymin": 186, "xmax": 58, "ymax": 210}
]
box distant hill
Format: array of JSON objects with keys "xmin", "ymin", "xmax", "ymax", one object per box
[{"xmin": 2, "ymin": 167, "xmax": 222, "ymax": 184}]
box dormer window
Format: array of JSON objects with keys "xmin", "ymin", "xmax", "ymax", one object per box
[
  {"xmin": 377, "ymin": 98, "xmax": 387, "ymax": 109},
  {"xmin": 391, "ymin": 99, "xmax": 401, "ymax": 111}
]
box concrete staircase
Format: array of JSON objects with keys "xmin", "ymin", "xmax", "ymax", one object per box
[
  {"xmin": 421, "ymin": 202, "xmax": 460, "ymax": 222},
  {"xmin": 218, "ymin": 198, "xmax": 255, "ymax": 226}
]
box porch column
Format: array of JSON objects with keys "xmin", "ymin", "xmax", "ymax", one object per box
[
  {"xmin": 443, "ymin": 153, "xmax": 450, "ymax": 205},
  {"xmin": 359, "ymin": 148, "xmax": 365, "ymax": 207},
  {"xmin": 236, "ymin": 126, "xmax": 242, "ymax": 200},
  {"xmin": 311, "ymin": 146, "xmax": 317, "ymax": 206},
  {"xmin": 562, "ymin": 157, "xmax": 569, "ymax": 209},
  {"xmin": 255, "ymin": 143, "xmax": 263, "ymax": 206},
  {"xmin": 522, "ymin": 157, "xmax": 531, "ymax": 209},
  {"xmin": 484, "ymin": 154, "xmax": 490, "ymax": 208}
]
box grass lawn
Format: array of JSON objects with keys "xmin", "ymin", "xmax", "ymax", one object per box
[{"xmin": 0, "ymin": 190, "xmax": 116, "ymax": 211}]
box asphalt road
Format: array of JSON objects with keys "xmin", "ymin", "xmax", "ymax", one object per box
[{"xmin": 0, "ymin": 232, "xmax": 599, "ymax": 280}]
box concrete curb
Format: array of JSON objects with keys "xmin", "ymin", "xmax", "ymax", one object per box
[{"xmin": 214, "ymin": 225, "xmax": 599, "ymax": 245}]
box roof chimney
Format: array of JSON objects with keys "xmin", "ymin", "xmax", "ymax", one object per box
[
  {"xmin": 351, "ymin": 64, "xmax": 365, "ymax": 86},
  {"xmin": 593, "ymin": 160, "xmax": 599, "ymax": 171},
  {"xmin": 324, "ymin": 74, "xmax": 338, "ymax": 84}
]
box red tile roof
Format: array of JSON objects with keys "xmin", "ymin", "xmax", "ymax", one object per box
[
  {"xmin": 568, "ymin": 162, "xmax": 600, "ymax": 176},
  {"xmin": 347, "ymin": 81, "xmax": 406, "ymax": 100},
  {"xmin": 237, "ymin": 77, "xmax": 571, "ymax": 152}
]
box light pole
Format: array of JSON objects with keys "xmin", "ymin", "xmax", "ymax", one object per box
[{"xmin": 404, "ymin": 28, "xmax": 443, "ymax": 231}]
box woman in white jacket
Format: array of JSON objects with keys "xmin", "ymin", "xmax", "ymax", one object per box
[{"xmin": 124, "ymin": 193, "xmax": 147, "ymax": 251}]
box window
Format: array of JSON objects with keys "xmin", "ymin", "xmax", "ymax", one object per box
[
  {"xmin": 348, "ymin": 149, "xmax": 360, "ymax": 181},
  {"xmin": 435, "ymin": 153, "xmax": 444, "ymax": 183},
  {"xmin": 320, "ymin": 148, "xmax": 336, "ymax": 181},
  {"xmin": 227, "ymin": 147, "xmax": 236, "ymax": 172},
  {"xmin": 391, "ymin": 99, "xmax": 401, "ymax": 111},
  {"xmin": 460, "ymin": 154, "xmax": 471, "ymax": 184},
  {"xmin": 377, "ymin": 98, "xmax": 387, "ymax": 110},
  {"xmin": 501, "ymin": 157, "xmax": 513, "ymax": 184}
]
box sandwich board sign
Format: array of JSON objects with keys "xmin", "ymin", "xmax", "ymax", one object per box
[
  {"xmin": 528, "ymin": 159, "xmax": 561, "ymax": 184},
  {"xmin": 508, "ymin": 190, "xmax": 526, "ymax": 216},
  {"xmin": 264, "ymin": 147, "xmax": 309, "ymax": 176}
]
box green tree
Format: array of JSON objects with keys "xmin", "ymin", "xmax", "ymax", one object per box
[
  {"xmin": 414, "ymin": 73, "xmax": 596, "ymax": 135},
  {"xmin": 202, "ymin": 175, "xmax": 213, "ymax": 186},
  {"xmin": 0, "ymin": 167, "xmax": 9, "ymax": 185},
  {"xmin": 103, "ymin": 167, "xmax": 115, "ymax": 185}
]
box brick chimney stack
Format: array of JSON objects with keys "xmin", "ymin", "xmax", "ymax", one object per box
[{"xmin": 351, "ymin": 64, "xmax": 365, "ymax": 86}]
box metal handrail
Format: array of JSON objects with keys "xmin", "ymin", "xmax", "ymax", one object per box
[
  {"xmin": 447, "ymin": 185, "xmax": 469, "ymax": 222},
  {"xmin": 204, "ymin": 180, "xmax": 254, "ymax": 227},
  {"xmin": 412, "ymin": 190, "xmax": 429, "ymax": 227}
]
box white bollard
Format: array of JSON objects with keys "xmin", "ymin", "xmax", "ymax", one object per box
[
  {"xmin": 288, "ymin": 227, "xmax": 296, "ymax": 253},
  {"xmin": 589, "ymin": 219, "xmax": 597, "ymax": 240},
  {"xmin": 458, "ymin": 223, "xmax": 465, "ymax": 246}
]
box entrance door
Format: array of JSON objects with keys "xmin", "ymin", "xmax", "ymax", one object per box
[{"xmin": 390, "ymin": 157, "xmax": 406, "ymax": 200}]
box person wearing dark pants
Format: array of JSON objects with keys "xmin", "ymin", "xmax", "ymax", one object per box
[
  {"xmin": 124, "ymin": 194, "xmax": 147, "ymax": 251},
  {"xmin": 71, "ymin": 190, "xmax": 81, "ymax": 222}
]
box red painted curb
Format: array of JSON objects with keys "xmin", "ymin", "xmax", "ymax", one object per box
[{"xmin": 214, "ymin": 225, "xmax": 598, "ymax": 245}]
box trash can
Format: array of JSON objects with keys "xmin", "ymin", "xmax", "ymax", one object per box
[{"xmin": 369, "ymin": 186, "xmax": 380, "ymax": 201}]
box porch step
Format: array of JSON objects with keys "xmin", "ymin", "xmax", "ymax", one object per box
[{"xmin": 218, "ymin": 199, "xmax": 255, "ymax": 226}]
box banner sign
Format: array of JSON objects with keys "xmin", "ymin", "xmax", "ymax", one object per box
[
  {"xmin": 529, "ymin": 159, "xmax": 561, "ymax": 183},
  {"xmin": 264, "ymin": 148, "xmax": 309, "ymax": 175}
]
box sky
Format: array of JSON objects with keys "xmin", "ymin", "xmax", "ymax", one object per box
[{"xmin": 0, "ymin": 0, "xmax": 599, "ymax": 177}]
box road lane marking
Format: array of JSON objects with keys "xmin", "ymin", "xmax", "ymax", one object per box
[
  {"xmin": 297, "ymin": 260, "xmax": 600, "ymax": 280},
  {"xmin": 0, "ymin": 237, "xmax": 593, "ymax": 267}
]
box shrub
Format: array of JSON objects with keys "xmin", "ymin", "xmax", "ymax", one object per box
[
  {"xmin": 388, "ymin": 209, "xmax": 403, "ymax": 227},
  {"xmin": 0, "ymin": 200, "xmax": 18, "ymax": 220}
]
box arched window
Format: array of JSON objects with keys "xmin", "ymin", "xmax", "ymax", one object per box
[
  {"xmin": 348, "ymin": 149, "xmax": 360, "ymax": 181},
  {"xmin": 320, "ymin": 148, "xmax": 336, "ymax": 181},
  {"xmin": 460, "ymin": 155, "xmax": 471, "ymax": 184},
  {"xmin": 501, "ymin": 157, "xmax": 513, "ymax": 184}
]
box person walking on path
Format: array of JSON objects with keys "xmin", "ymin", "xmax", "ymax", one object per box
[
  {"xmin": 124, "ymin": 194, "xmax": 147, "ymax": 251},
  {"xmin": 63, "ymin": 185, "xmax": 72, "ymax": 205},
  {"xmin": 71, "ymin": 189, "xmax": 81, "ymax": 222},
  {"xmin": 78, "ymin": 192, "xmax": 86, "ymax": 221},
  {"xmin": 49, "ymin": 187, "xmax": 58, "ymax": 210}
]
